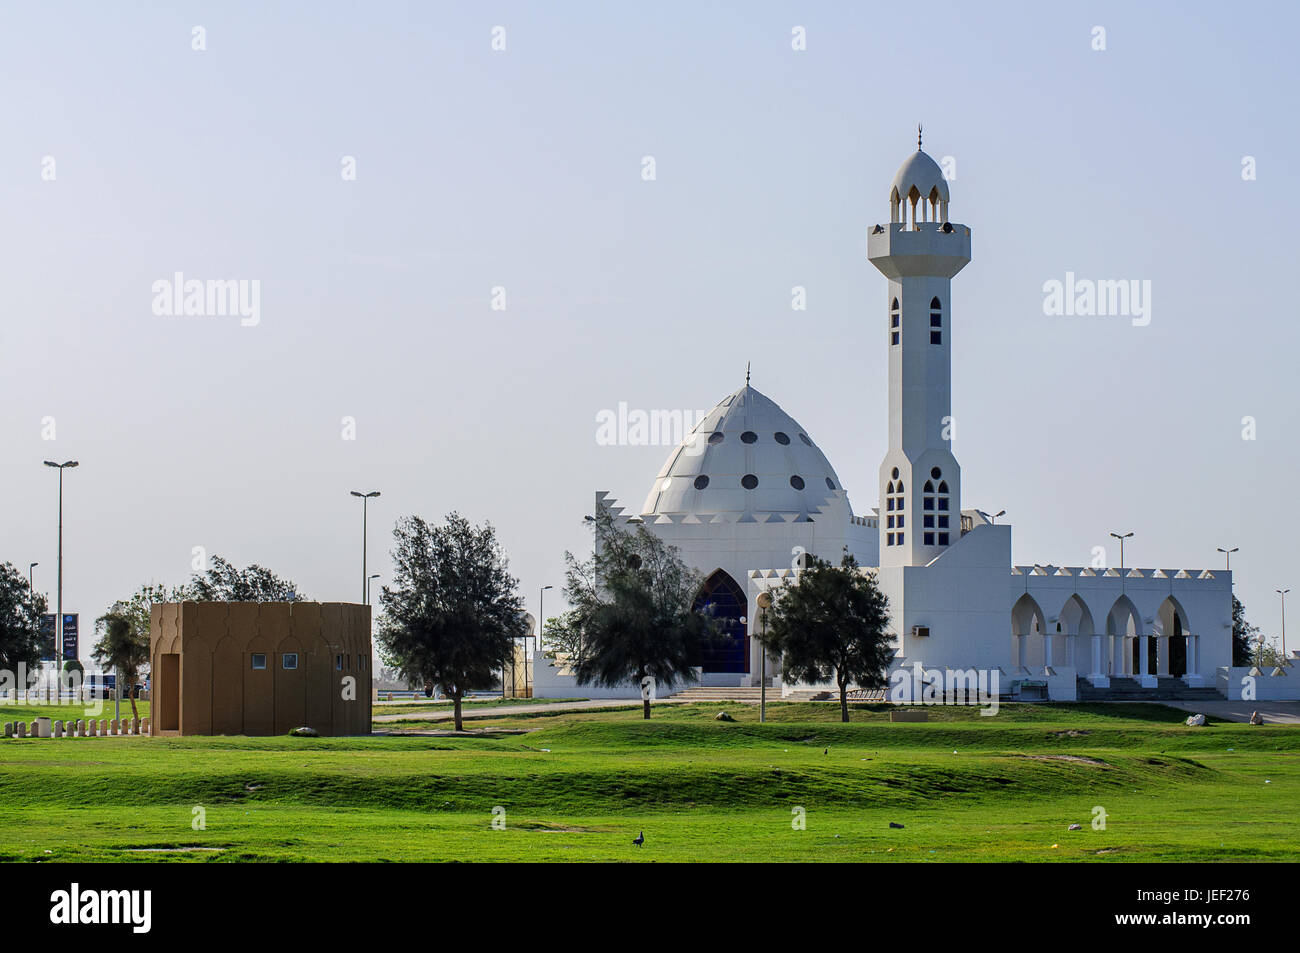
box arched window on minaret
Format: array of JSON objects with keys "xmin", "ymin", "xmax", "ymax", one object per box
[
  {"xmin": 937, "ymin": 480, "xmax": 950, "ymax": 545},
  {"xmin": 890, "ymin": 298, "xmax": 901, "ymax": 346},
  {"xmin": 930, "ymin": 296, "xmax": 942, "ymax": 345},
  {"xmin": 890, "ymin": 187, "xmax": 901, "ymax": 224},
  {"xmin": 884, "ymin": 469, "xmax": 905, "ymax": 545}
]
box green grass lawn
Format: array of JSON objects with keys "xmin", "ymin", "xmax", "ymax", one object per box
[{"xmin": 0, "ymin": 702, "xmax": 1296, "ymax": 862}]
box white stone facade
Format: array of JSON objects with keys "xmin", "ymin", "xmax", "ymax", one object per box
[{"xmin": 548, "ymin": 140, "xmax": 1254, "ymax": 702}]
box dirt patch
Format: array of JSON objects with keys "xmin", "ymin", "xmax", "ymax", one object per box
[
  {"xmin": 122, "ymin": 847, "xmax": 225, "ymax": 854},
  {"xmin": 1021, "ymin": 754, "xmax": 1108, "ymax": 766},
  {"xmin": 513, "ymin": 822, "xmax": 608, "ymax": 833},
  {"xmin": 1048, "ymin": 729, "xmax": 1092, "ymax": 738}
]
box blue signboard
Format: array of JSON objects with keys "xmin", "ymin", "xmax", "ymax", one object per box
[
  {"xmin": 62, "ymin": 614, "xmax": 78, "ymax": 662},
  {"xmin": 39, "ymin": 614, "xmax": 56, "ymax": 662}
]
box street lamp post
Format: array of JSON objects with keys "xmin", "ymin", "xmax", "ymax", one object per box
[
  {"xmin": 43, "ymin": 461, "xmax": 79, "ymax": 666},
  {"xmin": 1110, "ymin": 531, "xmax": 1134, "ymax": 571},
  {"xmin": 367, "ymin": 573, "xmax": 380, "ymax": 606},
  {"xmin": 989, "ymin": 510, "xmax": 1006, "ymax": 525},
  {"xmin": 538, "ymin": 585, "xmax": 553, "ymax": 654},
  {"xmin": 1217, "ymin": 547, "xmax": 1238, "ymax": 572},
  {"xmin": 756, "ymin": 591, "xmax": 773, "ymax": 724},
  {"xmin": 1278, "ymin": 589, "xmax": 1291, "ymax": 663},
  {"xmin": 350, "ymin": 491, "xmax": 381, "ymax": 604},
  {"xmin": 27, "ymin": 562, "xmax": 38, "ymax": 618}
]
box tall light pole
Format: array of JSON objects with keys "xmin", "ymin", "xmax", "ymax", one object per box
[
  {"xmin": 350, "ymin": 490, "xmax": 380, "ymax": 604},
  {"xmin": 538, "ymin": 585, "xmax": 553, "ymax": 652},
  {"xmin": 756, "ymin": 591, "xmax": 773, "ymax": 724},
  {"xmin": 27, "ymin": 563, "xmax": 38, "ymax": 662},
  {"xmin": 1278, "ymin": 589, "xmax": 1291, "ymax": 662},
  {"xmin": 44, "ymin": 461, "xmax": 78, "ymax": 664},
  {"xmin": 1110, "ymin": 531, "xmax": 1133, "ymax": 571},
  {"xmin": 1217, "ymin": 547, "xmax": 1238, "ymax": 572}
]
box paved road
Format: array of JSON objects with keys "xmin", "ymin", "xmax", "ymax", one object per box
[
  {"xmin": 373, "ymin": 698, "xmax": 678, "ymax": 723},
  {"xmin": 1161, "ymin": 700, "xmax": 1300, "ymax": 725}
]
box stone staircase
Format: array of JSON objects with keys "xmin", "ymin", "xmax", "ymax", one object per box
[
  {"xmin": 668, "ymin": 686, "xmax": 765, "ymax": 703},
  {"xmin": 1076, "ymin": 676, "xmax": 1224, "ymax": 703}
]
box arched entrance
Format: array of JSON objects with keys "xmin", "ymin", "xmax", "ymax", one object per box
[
  {"xmin": 693, "ymin": 570, "xmax": 749, "ymax": 674},
  {"xmin": 1011, "ymin": 593, "xmax": 1046, "ymax": 668},
  {"xmin": 1156, "ymin": 596, "xmax": 1191, "ymax": 678}
]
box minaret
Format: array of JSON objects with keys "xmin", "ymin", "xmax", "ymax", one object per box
[{"xmin": 869, "ymin": 133, "xmax": 971, "ymax": 568}]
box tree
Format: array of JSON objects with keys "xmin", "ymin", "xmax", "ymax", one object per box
[
  {"xmin": 559, "ymin": 510, "xmax": 714, "ymax": 719},
  {"xmin": 1232, "ymin": 595, "xmax": 1260, "ymax": 667},
  {"xmin": 91, "ymin": 582, "xmax": 188, "ymax": 704},
  {"xmin": 0, "ymin": 561, "xmax": 46, "ymax": 686},
  {"xmin": 109, "ymin": 582, "xmax": 192, "ymax": 644},
  {"xmin": 92, "ymin": 612, "xmax": 149, "ymax": 720},
  {"xmin": 540, "ymin": 614, "xmax": 579, "ymax": 660},
  {"xmin": 376, "ymin": 513, "xmax": 528, "ymax": 731},
  {"xmin": 190, "ymin": 555, "xmax": 303, "ymax": 602},
  {"xmin": 758, "ymin": 552, "xmax": 893, "ymax": 722}
]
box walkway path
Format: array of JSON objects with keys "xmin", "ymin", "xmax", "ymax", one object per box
[
  {"xmin": 1159, "ymin": 700, "xmax": 1300, "ymax": 725},
  {"xmin": 373, "ymin": 698, "xmax": 679, "ymax": 724}
]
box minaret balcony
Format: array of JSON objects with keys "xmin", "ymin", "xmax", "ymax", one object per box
[{"xmin": 868, "ymin": 221, "xmax": 971, "ymax": 280}]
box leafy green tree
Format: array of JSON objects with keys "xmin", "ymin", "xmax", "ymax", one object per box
[
  {"xmin": 377, "ymin": 513, "xmax": 528, "ymax": 731},
  {"xmin": 108, "ymin": 582, "xmax": 192, "ymax": 645},
  {"xmin": 560, "ymin": 510, "xmax": 713, "ymax": 719},
  {"xmin": 1232, "ymin": 595, "xmax": 1260, "ymax": 667},
  {"xmin": 190, "ymin": 556, "xmax": 303, "ymax": 602},
  {"xmin": 758, "ymin": 552, "xmax": 893, "ymax": 722},
  {"xmin": 92, "ymin": 612, "xmax": 149, "ymax": 720},
  {"xmin": 0, "ymin": 561, "xmax": 46, "ymax": 685},
  {"xmin": 540, "ymin": 614, "xmax": 579, "ymax": 660}
]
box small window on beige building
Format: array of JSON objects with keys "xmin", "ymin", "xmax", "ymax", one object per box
[
  {"xmin": 336, "ymin": 654, "xmax": 343, "ymax": 670},
  {"xmin": 282, "ymin": 653, "xmax": 298, "ymax": 670},
  {"xmin": 251, "ymin": 653, "xmax": 267, "ymax": 670}
]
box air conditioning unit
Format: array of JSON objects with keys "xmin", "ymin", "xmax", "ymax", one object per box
[{"xmin": 911, "ymin": 625, "xmax": 930, "ymax": 638}]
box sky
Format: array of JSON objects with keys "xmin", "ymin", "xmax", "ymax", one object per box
[{"xmin": 2, "ymin": 1, "xmax": 1296, "ymax": 662}]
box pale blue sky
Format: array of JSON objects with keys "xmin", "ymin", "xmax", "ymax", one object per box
[{"xmin": 2, "ymin": 1, "xmax": 1296, "ymax": 654}]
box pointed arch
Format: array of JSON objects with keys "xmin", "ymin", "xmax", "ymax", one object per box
[
  {"xmin": 1059, "ymin": 594, "xmax": 1095, "ymax": 637},
  {"xmin": 1156, "ymin": 595, "xmax": 1191, "ymax": 677},
  {"xmin": 1012, "ymin": 592, "xmax": 1047, "ymax": 667},
  {"xmin": 692, "ymin": 569, "xmax": 748, "ymax": 674}
]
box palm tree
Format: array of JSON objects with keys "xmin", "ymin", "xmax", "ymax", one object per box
[{"xmin": 92, "ymin": 612, "xmax": 148, "ymax": 721}]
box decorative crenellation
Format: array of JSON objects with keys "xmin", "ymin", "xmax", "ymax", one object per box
[{"xmin": 1012, "ymin": 566, "xmax": 1218, "ymax": 579}]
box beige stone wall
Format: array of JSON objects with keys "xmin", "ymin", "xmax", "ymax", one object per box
[{"xmin": 149, "ymin": 602, "xmax": 372, "ymax": 737}]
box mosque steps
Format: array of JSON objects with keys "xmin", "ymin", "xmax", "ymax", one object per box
[
  {"xmin": 669, "ymin": 686, "xmax": 765, "ymax": 703},
  {"xmin": 1076, "ymin": 677, "xmax": 1224, "ymax": 702}
]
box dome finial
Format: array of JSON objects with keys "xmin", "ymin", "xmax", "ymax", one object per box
[
  {"xmin": 917, "ymin": 123, "xmax": 923, "ymax": 151},
  {"xmin": 745, "ymin": 361, "xmax": 751, "ymax": 386}
]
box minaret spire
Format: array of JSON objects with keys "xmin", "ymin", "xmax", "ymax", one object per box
[
  {"xmin": 917, "ymin": 123, "xmax": 923, "ymax": 151},
  {"xmin": 745, "ymin": 361, "xmax": 751, "ymax": 386}
]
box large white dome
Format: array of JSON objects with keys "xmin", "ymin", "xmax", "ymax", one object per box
[{"xmin": 640, "ymin": 385, "xmax": 851, "ymax": 520}]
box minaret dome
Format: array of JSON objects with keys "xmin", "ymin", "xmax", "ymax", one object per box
[{"xmin": 889, "ymin": 150, "xmax": 949, "ymax": 227}]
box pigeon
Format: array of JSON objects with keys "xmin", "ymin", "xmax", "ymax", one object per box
[
  {"xmin": 824, "ymin": 748, "xmax": 828, "ymax": 755},
  {"xmin": 633, "ymin": 831, "xmax": 644, "ymax": 847}
]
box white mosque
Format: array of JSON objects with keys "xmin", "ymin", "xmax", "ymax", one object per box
[{"xmin": 538, "ymin": 138, "xmax": 1262, "ymax": 703}]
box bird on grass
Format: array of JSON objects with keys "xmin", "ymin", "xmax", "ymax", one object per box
[{"xmin": 633, "ymin": 831, "xmax": 645, "ymax": 847}]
